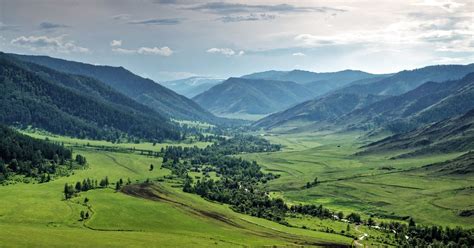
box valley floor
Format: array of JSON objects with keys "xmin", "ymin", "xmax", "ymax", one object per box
[
  {"xmin": 0, "ymin": 134, "xmax": 351, "ymax": 247},
  {"xmin": 1, "ymin": 131, "xmax": 472, "ymax": 247},
  {"xmin": 241, "ymin": 131, "xmax": 474, "ymax": 228}
]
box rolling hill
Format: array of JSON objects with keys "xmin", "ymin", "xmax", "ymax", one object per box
[
  {"xmin": 361, "ymin": 107, "xmax": 474, "ymax": 157},
  {"xmin": 161, "ymin": 76, "xmax": 223, "ymax": 98},
  {"xmin": 422, "ymin": 151, "xmax": 474, "ymax": 176},
  {"xmin": 341, "ymin": 73, "xmax": 474, "ymax": 132},
  {"xmin": 12, "ymin": 54, "xmax": 219, "ymax": 123},
  {"xmin": 0, "ymin": 53, "xmax": 180, "ymax": 141},
  {"xmin": 192, "ymin": 77, "xmax": 314, "ymax": 116},
  {"xmin": 243, "ymin": 69, "xmax": 381, "ymax": 96},
  {"xmin": 254, "ymin": 93, "xmax": 387, "ymax": 129}
]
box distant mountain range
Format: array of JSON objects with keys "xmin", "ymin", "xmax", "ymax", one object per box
[
  {"xmin": 0, "ymin": 53, "xmax": 180, "ymax": 141},
  {"xmin": 333, "ymin": 64, "xmax": 474, "ymax": 96},
  {"xmin": 161, "ymin": 77, "xmax": 223, "ymax": 98},
  {"xmin": 193, "ymin": 77, "xmax": 314, "ymax": 116},
  {"xmin": 255, "ymin": 64, "xmax": 474, "ymax": 131},
  {"xmin": 243, "ymin": 69, "xmax": 383, "ymax": 96},
  {"xmin": 194, "ymin": 70, "xmax": 383, "ymax": 118},
  {"xmin": 12, "ymin": 54, "xmax": 220, "ymax": 124}
]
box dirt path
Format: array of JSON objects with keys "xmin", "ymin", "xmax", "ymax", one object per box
[
  {"xmin": 104, "ymin": 154, "xmax": 139, "ymax": 174},
  {"xmin": 353, "ymin": 225, "xmax": 368, "ymax": 247}
]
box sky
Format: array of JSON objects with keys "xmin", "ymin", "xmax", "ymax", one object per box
[{"xmin": 0, "ymin": 0, "xmax": 473, "ymax": 81}]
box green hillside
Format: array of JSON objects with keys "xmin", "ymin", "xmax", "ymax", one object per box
[
  {"xmin": 342, "ymin": 73, "xmax": 474, "ymax": 132},
  {"xmin": 256, "ymin": 69, "xmax": 474, "ymax": 132},
  {"xmin": 13, "ymin": 54, "xmax": 219, "ymax": 124},
  {"xmin": 0, "ymin": 53, "xmax": 180, "ymax": 141},
  {"xmin": 254, "ymin": 93, "xmax": 387, "ymax": 129},
  {"xmin": 361, "ymin": 108, "xmax": 474, "ymax": 157}
]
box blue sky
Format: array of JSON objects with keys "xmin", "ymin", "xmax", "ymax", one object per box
[{"xmin": 0, "ymin": 0, "xmax": 473, "ymax": 81}]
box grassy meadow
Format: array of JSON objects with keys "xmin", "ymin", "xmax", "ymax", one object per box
[
  {"xmin": 240, "ymin": 131, "xmax": 474, "ymax": 228},
  {"xmin": 0, "ymin": 134, "xmax": 353, "ymax": 247},
  {"xmin": 1, "ymin": 130, "xmax": 472, "ymax": 247}
]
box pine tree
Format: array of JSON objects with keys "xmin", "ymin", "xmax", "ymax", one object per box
[
  {"xmin": 64, "ymin": 183, "xmax": 70, "ymax": 199},
  {"xmin": 75, "ymin": 181, "xmax": 82, "ymax": 192}
]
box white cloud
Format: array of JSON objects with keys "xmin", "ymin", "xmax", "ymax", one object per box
[
  {"xmin": 137, "ymin": 46, "xmax": 173, "ymax": 56},
  {"xmin": 112, "ymin": 47, "xmax": 136, "ymax": 54},
  {"xmin": 207, "ymin": 48, "xmax": 244, "ymax": 56},
  {"xmin": 413, "ymin": 0, "xmax": 465, "ymax": 12},
  {"xmin": 110, "ymin": 40, "xmax": 122, "ymax": 47},
  {"xmin": 112, "ymin": 45, "xmax": 173, "ymax": 56},
  {"xmin": 293, "ymin": 13, "xmax": 474, "ymax": 53},
  {"xmin": 292, "ymin": 52, "xmax": 306, "ymax": 56},
  {"xmin": 218, "ymin": 13, "xmax": 276, "ymax": 23},
  {"xmin": 11, "ymin": 35, "xmax": 89, "ymax": 53},
  {"xmin": 432, "ymin": 56, "xmax": 473, "ymax": 64},
  {"xmin": 0, "ymin": 22, "xmax": 19, "ymax": 31}
]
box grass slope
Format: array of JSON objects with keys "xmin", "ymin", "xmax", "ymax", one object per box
[
  {"xmin": 254, "ymin": 93, "xmax": 386, "ymax": 129},
  {"xmin": 361, "ymin": 107, "xmax": 474, "ymax": 157},
  {"xmin": 239, "ymin": 131, "xmax": 474, "ymax": 228},
  {"xmin": 0, "ymin": 134, "xmax": 351, "ymax": 247}
]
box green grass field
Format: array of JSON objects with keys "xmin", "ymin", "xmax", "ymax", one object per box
[
  {"xmin": 2, "ymin": 130, "xmax": 472, "ymax": 247},
  {"xmin": 0, "ymin": 135, "xmax": 353, "ymax": 247},
  {"xmin": 240, "ymin": 131, "xmax": 474, "ymax": 228}
]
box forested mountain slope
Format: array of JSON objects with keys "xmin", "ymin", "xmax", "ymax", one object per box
[
  {"xmin": 0, "ymin": 125, "xmax": 74, "ymax": 180},
  {"xmin": 13, "ymin": 54, "xmax": 219, "ymax": 123},
  {"xmin": 0, "ymin": 53, "xmax": 180, "ymax": 141}
]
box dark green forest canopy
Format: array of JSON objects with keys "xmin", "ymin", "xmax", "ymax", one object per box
[
  {"xmin": 0, "ymin": 53, "xmax": 181, "ymax": 141},
  {"xmin": 0, "ymin": 125, "xmax": 79, "ymax": 180}
]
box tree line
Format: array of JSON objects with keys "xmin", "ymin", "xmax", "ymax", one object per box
[
  {"xmin": 157, "ymin": 134, "xmax": 473, "ymax": 246},
  {"xmin": 0, "ymin": 125, "xmax": 85, "ymax": 182}
]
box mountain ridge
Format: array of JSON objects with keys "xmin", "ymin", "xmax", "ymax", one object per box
[
  {"xmin": 12, "ymin": 53, "xmax": 220, "ymax": 124},
  {"xmin": 193, "ymin": 77, "xmax": 315, "ymax": 116},
  {"xmin": 0, "ymin": 52, "xmax": 180, "ymax": 141}
]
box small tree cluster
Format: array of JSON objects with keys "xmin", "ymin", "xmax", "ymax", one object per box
[
  {"xmin": 64, "ymin": 176, "xmax": 110, "ymax": 199},
  {"xmin": 304, "ymin": 177, "xmax": 319, "ymax": 189},
  {"xmin": 80, "ymin": 210, "xmax": 90, "ymax": 221},
  {"xmin": 115, "ymin": 178, "xmax": 124, "ymax": 191}
]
